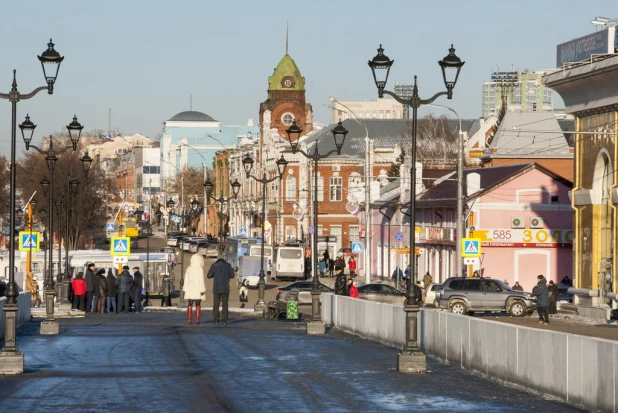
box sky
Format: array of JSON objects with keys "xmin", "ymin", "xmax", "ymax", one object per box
[{"xmin": 0, "ymin": 0, "xmax": 616, "ymax": 158}]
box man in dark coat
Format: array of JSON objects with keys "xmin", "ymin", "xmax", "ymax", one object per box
[
  {"xmin": 512, "ymin": 281, "xmax": 524, "ymax": 291},
  {"xmin": 131, "ymin": 267, "xmax": 144, "ymax": 313},
  {"xmin": 334, "ymin": 267, "xmax": 347, "ymax": 295},
  {"xmin": 117, "ymin": 266, "xmax": 134, "ymax": 314},
  {"xmin": 95, "ymin": 269, "xmax": 108, "ymax": 314},
  {"xmin": 159, "ymin": 274, "xmax": 172, "ymax": 307},
  {"xmin": 548, "ymin": 280, "xmax": 559, "ymax": 315},
  {"xmin": 207, "ymin": 255, "xmax": 235, "ymax": 325},
  {"xmin": 106, "ymin": 269, "xmax": 118, "ymax": 314},
  {"xmin": 532, "ymin": 274, "xmax": 550, "ymax": 325},
  {"xmin": 85, "ymin": 263, "xmax": 96, "ymax": 314}
]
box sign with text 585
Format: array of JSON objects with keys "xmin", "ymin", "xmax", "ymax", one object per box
[{"xmin": 478, "ymin": 229, "xmax": 573, "ymax": 244}]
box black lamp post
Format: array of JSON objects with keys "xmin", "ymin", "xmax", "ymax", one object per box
[
  {"xmin": 58, "ymin": 176, "xmax": 80, "ymax": 305},
  {"xmin": 22, "ymin": 115, "xmax": 89, "ymax": 335},
  {"xmin": 367, "ymin": 44, "xmax": 464, "ymax": 373},
  {"xmin": 134, "ymin": 207, "xmax": 151, "ymax": 307},
  {"xmin": 284, "ymin": 121, "xmax": 348, "ymax": 335},
  {"xmin": 0, "ymin": 40, "xmax": 62, "ymax": 371},
  {"xmin": 203, "ymin": 178, "xmax": 241, "ymax": 251},
  {"xmin": 242, "ymin": 153, "xmax": 288, "ymax": 312}
]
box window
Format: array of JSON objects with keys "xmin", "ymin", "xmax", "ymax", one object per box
[
  {"xmin": 448, "ymin": 280, "xmax": 464, "ymax": 290},
  {"xmin": 312, "ymin": 174, "xmax": 324, "ymax": 202},
  {"xmin": 483, "ymin": 281, "xmax": 502, "ymax": 292},
  {"xmin": 282, "ymin": 113, "xmax": 295, "ymax": 126},
  {"xmin": 317, "ymin": 225, "xmax": 323, "ymax": 236},
  {"xmin": 143, "ymin": 166, "xmax": 160, "ymax": 174},
  {"xmin": 285, "ymin": 226, "xmax": 296, "ymax": 241},
  {"xmin": 465, "ymin": 280, "xmax": 481, "ymax": 291},
  {"xmin": 349, "ymin": 225, "xmax": 360, "ymax": 244},
  {"xmin": 286, "ymin": 174, "xmax": 297, "ymax": 201},
  {"xmin": 330, "ymin": 177, "xmax": 342, "ymax": 201}
]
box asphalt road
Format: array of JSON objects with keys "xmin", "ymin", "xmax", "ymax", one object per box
[{"xmin": 0, "ymin": 313, "xmax": 588, "ymax": 412}]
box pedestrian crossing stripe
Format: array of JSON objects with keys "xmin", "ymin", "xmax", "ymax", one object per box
[{"xmin": 461, "ymin": 238, "xmax": 481, "ymax": 257}]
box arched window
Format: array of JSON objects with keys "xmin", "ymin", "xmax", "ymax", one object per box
[
  {"xmin": 286, "ymin": 174, "xmax": 297, "ymax": 201},
  {"xmin": 282, "ymin": 113, "xmax": 295, "ymax": 126}
]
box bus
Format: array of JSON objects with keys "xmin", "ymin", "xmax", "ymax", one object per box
[
  {"xmin": 67, "ymin": 250, "xmax": 174, "ymax": 295},
  {"xmin": 224, "ymin": 237, "xmax": 263, "ymax": 271}
]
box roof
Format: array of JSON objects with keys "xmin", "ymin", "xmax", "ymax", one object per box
[
  {"xmin": 303, "ymin": 119, "xmax": 409, "ymax": 159},
  {"xmin": 168, "ymin": 111, "xmax": 217, "ymax": 122},
  {"xmin": 414, "ymin": 163, "xmax": 572, "ymax": 208},
  {"xmin": 268, "ymin": 54, "xmax": 305, "ymax": 91},
  {"xmin": 485, "ymin": 112, "xmax": 572, "ymax": 159}
]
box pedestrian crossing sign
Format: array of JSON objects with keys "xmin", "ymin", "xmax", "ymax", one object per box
[
  {"xmin": 106, "ymin": 222, "xmax": 115, "ymax": 231},
  {"xmin": 462, "ymin": 238, "xmax": 481, "ymax": 257},
  {"xmin": 111, "ymin": 236, "xmax": 131, "ymax": 256},
  {"xmin": 351, "ymin": 242, "xmax": 363, "ymax": 254},
  {"xmin": 19, "ymin": 231, "xmax": 40, "ymax": 251},
  {"xmin": 239, "ymin": 227, "xmax": 248, "ymax": 236}
]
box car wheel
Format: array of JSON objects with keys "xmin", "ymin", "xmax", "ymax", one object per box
[
  {"xmin": 450, "ymin": 301, "xmax": 467, "ymax": 315},
  {"xmin": 509, "ymin": 300, "xmax": 527, "ymax": 317}
]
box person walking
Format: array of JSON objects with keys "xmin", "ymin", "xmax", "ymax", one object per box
[
  {"xmin": 512, "ymin": 281, "xmax": 524, "ymax": 291},
  {"xmin": 183, "ymin": 254, "xmax": 206, "ymax": 325},
  {"xmin": 548, "ymin": 280, "xmax": 559, "ymax": 315},
  {"xmin": 318, "ymin": 258, "xmax": 326, "ymax": 277},
  {"xmin": 160, "ymin": 274, "xmax": 172, "ymax": 307},
  {"xmin": 117, "ymin": 266, "xmax": 133, "ymax": 314},
  {"xmin": 207, "ymin": 254, "xmax": 235, "ymax": 325},
  {"xmin": 85, "ymin": 263, "xmax": 96, "ymax": 314},
  {"xmin": 532, "ymin": 274, "xmax": 550, "ymax": 325},
  {"xmin": 423, "ymin": 272, "xmax": 433, "ymax": 287},
  {"xmin": 348, "ymin": 256, "xmax": 357, "ymax": 278},
  {"xmin": 71, "ymin": 272, "xmax": 87, "ymax": 311},
  {"xmin": 95, "ymin": 269, "xmax": 108, "ymax": 314},
  {"xmin": 413, "ymin": 281, "xmax": 424, "ymax": 305},
  {"xmin": 239, "ymin": 279, "xmax": 249, "ymax": 309},
  {"xmin": 106, "ymin": 269, "xmax": 118, "ymax": 314},
  {"xmin": 304, "ymin": 253, "xmax": 312, "ymax": 280},
  {"xmin": 349, "ymin": 280, "xmax": 360, "ymax": 298},
  {"xmin": 328, "ymin": 258, "xmax": 335, "ymax": 278},
  {"xmin": 322, "ymin": 247, "xmax": 330, "ymax": 263},
  {"xmin": 131, "ymin": 267, "xmax": 144, "ymax": 313},
  {"xmin": 334, "ymin": 264, "xmax": 347, "ymax": 296}
]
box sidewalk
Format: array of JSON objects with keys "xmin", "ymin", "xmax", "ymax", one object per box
[{"xmin": 0, "ymin": 314, "xmax": 586, "ymax": 412}]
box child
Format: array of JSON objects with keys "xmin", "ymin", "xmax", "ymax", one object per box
[
  {"xmin": 239, "ymin": 279, "xmax": 249, "ymax": 308},
  {"xmin": 349, "ymin": 281, "xmax": 360, "ymax": 298}
]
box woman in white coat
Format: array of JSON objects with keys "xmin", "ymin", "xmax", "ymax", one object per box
[{"xmin": 183, "ymin": 254, "xmax": 206, "ymax": 324}]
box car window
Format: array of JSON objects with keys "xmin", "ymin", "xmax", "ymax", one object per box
[
  {"xmin": 363, "ymin": 284, "xmax": 381, "ymax": 293},
  {"xmin": 483, "ymin": 281, "xmax": 502, "ymax": 293},
  {"xmin": 280, "ymin": 249, "xmax": 303, "ymax": 259},
  {"xmin": 380, "ymin": 285, "xmax": 396, "ymax": 294},
  {"xmin": 431, "ymin": 285, "xmax": 440, "ymax": 291},
  {"xmin": 448, "ymin": 280, "xmax": 464, "ymax": 290},
  {"xmin": 465, "ymin": 280, "xmax": 481, "ymax": 291}
]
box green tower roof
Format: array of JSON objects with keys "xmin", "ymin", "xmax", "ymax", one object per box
[{"xmin": 268, "ymin": 54, "xmax": 305, "ymax": 91}]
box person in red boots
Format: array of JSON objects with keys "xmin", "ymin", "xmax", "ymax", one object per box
[{"xmin": 183, "ymin": 254, "xmax": 206, "ymax": 325}]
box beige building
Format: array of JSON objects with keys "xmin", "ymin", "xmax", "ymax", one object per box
[{"xmin": 330, "ymin": 98, "xmax": 404, "ymax": 123}]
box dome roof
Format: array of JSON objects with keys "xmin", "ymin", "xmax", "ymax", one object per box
[
  {"xmin": 268, "ymin": 54, "xmax": 305, "ymax": 91},
  {"xmin": 168, "ymin": 110, "xmax": 217, "ymax": 122}
]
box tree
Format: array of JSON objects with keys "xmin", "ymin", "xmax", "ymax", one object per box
[
  {"xmin": 388, "ymin": 147, "xmax": 406, "ymax": 178},
  {"xmin": 0, "ymin": 155, "xmax": 9, "ymax": 217},
  {"xmin": 487, "ymin": 98, "xmax": 507, "ymax": 146},
  {"xmin": 16, "ymin": 136, "xmax": 113, "ymax": 249}
]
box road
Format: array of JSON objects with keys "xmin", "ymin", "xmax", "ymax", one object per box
[{"xmin": 0, "ymin": 313, "xmax": 586, "ymax": 412}]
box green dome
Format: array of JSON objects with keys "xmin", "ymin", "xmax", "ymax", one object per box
[{"xmin": 268, "ymin": 54, "xmax": 305, "ymax": 91}]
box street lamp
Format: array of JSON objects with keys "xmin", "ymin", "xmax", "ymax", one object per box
[
  {"xmin": 23, "ymin": 115, "xmax": 89, "ymax": 335},
  {"xmin": 242, "ymin": 153, "xmax": 288, "ymax": 312},
  {"xmin": 203, "ymin": 177, "xmax": 241, "ymax": 250},
  {"xmin": 0, "ymin": 40, "xmax": 63, "ymax": 372},
  {"xmin": 284, "ymin": 120, "xmax": 348, "ymax": 335},
  {"xmin": 134, "ymin": 207, "xmax": 151, "ymax": 307},
  {"xmin": 367, "ymin": 43, "xmax": 464, "ymax": 373}
]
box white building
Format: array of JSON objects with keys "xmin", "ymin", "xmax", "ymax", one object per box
[{"xmin": 330, "ymin": 98, "xmax": 405, "ymax": 123}]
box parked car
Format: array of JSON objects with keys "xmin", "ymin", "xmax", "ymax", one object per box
[
  {"xmin": 166, "ymin": 235, "xmax": 179, "ymax": 247},
  {"xmin": 181, "ymin": 237, "xmax": 203, "ymax": 251},
  {"xmin": 357, "ymin": 283, "xmax": 405, "ymax": 305},
  {"xmin": 423, "ymin": 283, "xmax": 441, "ymax": 306},
  {"xmin": 188, "ymin": 239, "xmax": 207, "ymax": 253},
  {"xmin": 199, "ymin": 243, "xmax": 220, "ymax": 258},
  {"xmin": 438, "ymin": 277, "xmax": 536, "ymax": 317},
  {"xmin": 276, "ymin": 281, "xmax": 333, "ymax": 304}
]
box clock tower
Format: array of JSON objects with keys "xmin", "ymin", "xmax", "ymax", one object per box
[{"xmin": 259, "ymin": 51, "xmax": 313, "ymax": 145}]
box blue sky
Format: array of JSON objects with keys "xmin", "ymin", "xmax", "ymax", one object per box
[{"xmin": 0, "ymin": 0, "xmax": 615, "ymax": 157}]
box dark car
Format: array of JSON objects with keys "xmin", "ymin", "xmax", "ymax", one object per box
[
  {"xmin": 557, "ymin": 283, "xmax": 573, "ymax": 303},
  {"xmin": 276, "ymin": 281, "xmax": 333, "ymax": 304},
  {"xmin": 438, "ymin": 277, "xmax": 536, "ymax": 317},
  {"xmin": 357, "ymin": 283, "xmax": 405, "ymax": 305}
]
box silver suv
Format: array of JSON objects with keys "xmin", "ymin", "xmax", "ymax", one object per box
[{"xmin": 438, "ymin": 277, "xmax": 536, "ymax": 317}]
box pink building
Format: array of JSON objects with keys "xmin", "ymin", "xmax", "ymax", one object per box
[{"xmin": 367, "ymin": 163, "xmax": 573, "ymax": 290}]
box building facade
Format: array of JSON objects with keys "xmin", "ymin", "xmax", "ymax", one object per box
[
  {"xmin": 481, "ymin": 70, "xmax": 553, "ymax": 118},
  {"xmin": 544, "ymin": 54, "xmax": 618, "ymax": 293},
  {"xmin": 330, "ymin": 98, "xmax": 404, "ymax": 123}
]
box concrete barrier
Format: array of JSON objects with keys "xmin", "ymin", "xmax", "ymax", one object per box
[
  {"xmin": 0, "ymin": 292, "xmax": 32, "ymax": 339},
  {"xmin": 322, "ymin": 294, "xmax": 617, "ymax": 412}
]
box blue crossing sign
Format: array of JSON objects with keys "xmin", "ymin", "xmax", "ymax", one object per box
[
  {"xmin": 393, "ymin": 231, "xmax": 405, "ymax": 242},
  {"xmin": 239, "ymin": 227, "xmax": 248, "ymax": 236},
  {"xmin": 351, "ymin": 242, "xmax": 363, "ymax": 254},
  {"xmin": 309, "ymin": 225, "xmax": 315, "ymax": 234},
  {"xmin": 462, "ymin": 238, "xmax": 481, "ymax": 257},
  {"xmin": 111, "ymin": 236, "xmax": 131, "ymax": 256},
  {"xmin": 19, "ymin": 231, "xmax": 40, "ymax": 251},
  {"xmin": 106, "ymin": 222, "xmax": 115, "ymax": 231}
]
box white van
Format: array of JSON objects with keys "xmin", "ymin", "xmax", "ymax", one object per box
[{"xmin": 271, "ymin": 247, "xmax": 304, "ymax": 281}]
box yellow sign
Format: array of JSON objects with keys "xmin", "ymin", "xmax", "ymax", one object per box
[
  {"xmin": 111, "ymin": 236, "xmax": 131, "ymax": 256},
  {"xmin": 19, "ymin": 231, "xmax": 40, "ymax": 251},
  {"xmin": 394, "ymin": 247, "xmax": 423, "ymax": 255},
  {"xmin": 469, "ymin": 150, "xmax": 485, "ymax": 158}
]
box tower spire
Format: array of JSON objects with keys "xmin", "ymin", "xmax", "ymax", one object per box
[{"xmin": 286, "ymin": 22, "xmax": 289, "ymax": 55}]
